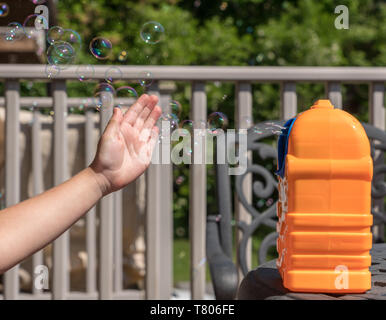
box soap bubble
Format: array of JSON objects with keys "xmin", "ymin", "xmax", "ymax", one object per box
[
  {"xmin": 208, "ymin": 112, "xmax": 228, "ymax": 133},
  {"xmin": 118, "ymin": 50, "xmax": 128, "ymax": 62},
  {"xmin": 31, "ymin": 0, "xmax": 47, "ymax": 4},
  {"xmin": 253, "ymin": 122, "xmax": 285, "ymax": 136},
  {"xmin": 170, "ymin": 100, "xmax": 182, "ymax": 117},
  {"xmin": 5, "ymin": 22, "xmax": 24, "ymax": 41},
  {"xmin": 61, "ymin": 29, "xmax": 82, "ymax": 51},
  {"xmin": 140, "ymin": 21, "xmax": 165, "ymax": 44},
  {"xmin": 105, "ymin": 66, "xmax": 123, "ymax": 84},
  {"xmin": 0, "ymin": 3, "xmax": 9, "ymax": 17},
  {"xmin": 23, "ymin": 14, "xmax": 48, "ymax": 39},
  {"xmin": 76, "ymin": 64, "xmax": 95, "ymax": 82},
  {"xmin": 160, "ymin": 113, "xmax": 179, "ymax": 131},
  {"xmin": 94, "ymin": 91, "xmax": 114, "ymax": 111},
  {"xmin": 89, "ymin": 37, "xmax": 112, "ymax": 60},
  {"xmin": 116, "ymin": 86, "xmax": 138, "ymax": 108},
  {"xmin": 47, "ymin": 26, "xmax": 64, "ymax": 45},
  {"xmin": 47, "ymin": 41, "xmax": 75, "ymax": 67},
  {"xmin": 179, "ymin": 120, "xmax": 193, "ymax": 137},
  {"xmin": 138, "ymin": 71, "xmax": 153, "ymax": 87},
  {"xmin": 45, "ymin": 64, "xmax": 60, "ymax": 78},
  {"xmin": 79, "ymin": 98, "xmax": 95, "ymax": 111},
  {"xmin": 94, "ymin": 82, "xmax": 115, "ymax": 96},
  {"xmin": 175, "ymin": 176, "xmax": 185, "ymax": 185},
  {"xmin": 240, "ymin": 116, "xmax": 253, "ymax": 128}
]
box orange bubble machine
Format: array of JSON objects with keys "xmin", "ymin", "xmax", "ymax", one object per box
[{"xmin": 275, "ymin": 99, "xmax": 373, "ymax": 293}]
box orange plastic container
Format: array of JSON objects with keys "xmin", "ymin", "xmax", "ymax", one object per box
[{"xmin": 275, "ymin": 99, "xmax": 373, "ymax": 293}]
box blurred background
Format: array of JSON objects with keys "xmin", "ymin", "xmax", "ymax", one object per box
[{"xmin": 0, "ymin": 0, "xmax": 385, "ymax": 289}]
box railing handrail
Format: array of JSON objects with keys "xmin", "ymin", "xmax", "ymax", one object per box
[{"xmin": 0, "ymin": 65, "xmax": 385, "ymax": 81}]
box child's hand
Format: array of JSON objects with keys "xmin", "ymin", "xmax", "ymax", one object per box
[{"xmin": 90, "ymin": 94, "xmax": 162, "ymax": 195}]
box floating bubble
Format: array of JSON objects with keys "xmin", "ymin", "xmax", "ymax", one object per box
[
  {"xmin": 5, "ymin": 22, "xmax": 24, "ymax": 41},
  {"xmin": 94, "ymin": 82, "xmax": 115, "ymax": 96},
  {"xmin": 31, "ymin": 0, "xmax": 47, "ymax": 4},
  {"xmin": 61, "ymin": 29, "xmax": 82, "ymax": 51},
  {"xmin": 47, "ymin": 41, "xmax": 75, "ymax": 67},
  {"xmin": 47, "ymin": 26, "xmax": 64, "ymax": 45},
  {"xmin": 89, "ymin": 37, "xmax": 112, "ymax": 60},
  {"xmin": 0, "ymin": 3, "xmax": 9, "ymax": 17},
  {"xmin": 45, "ymin": 64, "xmax": 60, "ymax": 78},
  {"xmin": 266, "ymin": 198, "xmax": 274, "ymax": 206},
  {"xmin": 138, "ymin": 71, "xmax": 153, "ymax": 87},
  {"xmin": 23, "ymin": 14, "xmax": 48, "ymax": 39},
  {"xmin": 116, "ymin": 86, "xmax": 138, "ymax": 108},
  {"xmin": 94, "ymin": 91, "xmax": 114, "ymax": 111},
  {"xmin": 76, "ymin": 64, "xmax": 95, "ymax": 82},
  {"xmin": 140, "ymin": 21, "xmax": 165, "ymax": 44},
  {"xmin": 176, "ymin": 227, "xmax": 186, "ymax": 238},
  {"xmin": 240, "ymin": 116, "xmax": 253, "ymax": 128},
  {"xmin": 105, "ymin": 66, "xmax": 123, "ymax": 84},
  {"xmin": 160, "ymin": 113, "xmax": 179, "ymax": 131},
  {"xmin": 79, "ymin": 98, "xmax": 94, "ymax": 111},
  {"xmin": 179, "ymin": 120, "xmax": 193, "ymax": 137},
  {"xmin": 175, "ymin": 176, "xmax": 185, "ymax": 185},
  {"xmin": 208, "ymin": 112, "xmax": 228, "ymax": 133},
  {"xmin": 170, "ymin": 100, "xmax": 182, "ymax": 117},
  {"xmin": 118, "ymin": 50, "xmax": 128, "ymax": 62},
  {"xmin": 257, "ymin": 199, "xmax": 265, "ymax": 208},
  {"xmin": 253, "ymin": 122, "xmax": 285, "ymax": 136}
]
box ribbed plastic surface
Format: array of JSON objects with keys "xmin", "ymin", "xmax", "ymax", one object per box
[{"xmin": 276, "ymin": 99, "xmax": 373, "ymax": 293}]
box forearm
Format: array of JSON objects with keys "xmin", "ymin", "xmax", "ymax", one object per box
[{"xmin": 0, "ymin": 167, "xmax": 105, "ymax": 274}]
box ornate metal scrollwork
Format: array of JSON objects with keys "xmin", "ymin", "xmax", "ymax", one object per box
[{"xmin": 235, "ymin": 121, "xmax": 285, "ymax": 276}]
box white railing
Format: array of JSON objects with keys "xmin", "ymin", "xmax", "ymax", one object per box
[{"xmin": 0, "ymin": 65, "xmax": 385, "ymax": 300}]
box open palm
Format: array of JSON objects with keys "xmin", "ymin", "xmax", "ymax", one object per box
[{"xmin": 90, "ymin": 94, "xmax": 162, "ymax": 195}]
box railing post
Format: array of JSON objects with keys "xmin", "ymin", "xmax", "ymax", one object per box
[
  {"xmin": 146, "ymin": 81, "xmax": 162, "ymax": 299},
  {"xmin": 99, "ymin": 90, "xmax": 115, "ymax": 299},
  {"xmin": 85, "ymin": 108, "xmax": 97, "ymax": 294},
  {"xmin": 32, "ymin": 106, "xmax": 44, "ymax": 295},
  {"xmin": 159, "ymin": 81, "xmax": 174, "ymax": 298},
  {"xmin": 280, "ymin": 82, "xmax": 297, "ymax": 120},
  {"xmin": 235, "ymin": 82, "xmax": 252, "ymax": 277},
  {"xmin": 52, "ymin": 80, "xmax": 69, "ymax": 300},
  {"xmin": 369, "ymin": 82, "xmax": 385, "ymax": 242},
  {"xmin": 325, "ymin": 82, "xmax": 342, "ymax": 109},
  {"xmin": 190, "ymin": 81, "xmax": 207, "ymax": 299},
  {"xmin": 4, "ymin": 80, "xmax": 20, "ymax": 300}
]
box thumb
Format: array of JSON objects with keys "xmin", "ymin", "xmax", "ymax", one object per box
[{"xmin": 104, "ymin": 107, "xmax": 123, "ymax": 136}]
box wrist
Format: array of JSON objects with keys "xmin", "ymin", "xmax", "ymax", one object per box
[{"xmin": 86, "ymin": 165, "xmax": 112, "ymax": 197}]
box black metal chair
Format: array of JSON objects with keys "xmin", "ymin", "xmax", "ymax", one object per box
[{"xmin": 206, "ymin": 121, "xmax": 386, "ymax": 300}]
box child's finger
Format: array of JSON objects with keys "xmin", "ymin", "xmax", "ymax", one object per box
[
  {"xmin": 133, "ymin": 95, "xmax": 158, "ymax": 131},
  {"xmin": 123, "ymin": 94, "xmax": 150, "ymax": 125},
  {"xmin": 147, "ymin": 126, "xmax": 159, "ymax": 155},
  {"xmin": 142, "ymin": 105, "xmax": 162, "ymax": 133}
]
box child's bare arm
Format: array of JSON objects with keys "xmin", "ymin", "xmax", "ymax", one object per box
[{"xmin": 0, "ymin": 94, "xmax": 161, "ymax": 274}]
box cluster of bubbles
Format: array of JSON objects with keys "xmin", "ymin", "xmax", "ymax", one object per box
[
  {"xmin": 92, "ymin": 81, "xmax": 139, "ymax": 111},
  {"xmin": 0, "ymin": 2, "xmax": 9, "ymax": 17},
  {"xmin": 45, "ymin": 26, "xmax": 82, "ymax": 77}
]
